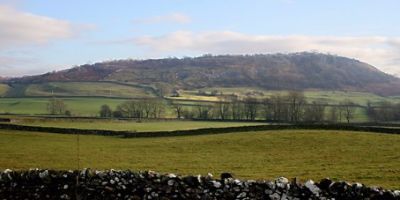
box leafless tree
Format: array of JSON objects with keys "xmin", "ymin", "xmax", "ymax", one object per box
[{"xmin": 47, "ymin": 97, "xmax": 67, "ymax": 115}]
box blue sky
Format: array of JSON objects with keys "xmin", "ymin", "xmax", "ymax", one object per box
[{"xmin": 1, "ymin": 0, "xmax": 400, "ymax": 76}]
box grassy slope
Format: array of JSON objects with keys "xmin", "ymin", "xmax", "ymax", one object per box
[
  {"xmin": 0, "ymin": 129, "xmax": 399, "ymax": 189},
  {"xmin": 24, "ymin": 82, "xmax": 155, "ymax": 98},
  {"xmin": 0, "ymin": 84, "xmax": 9, "ymax": 97},
  {"xmin": 13, "ymin": 119, "xmax": 267, "ymax": 132}
]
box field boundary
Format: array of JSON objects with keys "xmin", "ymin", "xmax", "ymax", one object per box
[{"xmin": 0, "ymin": 123, "xmax": 399, "ymax": 138}]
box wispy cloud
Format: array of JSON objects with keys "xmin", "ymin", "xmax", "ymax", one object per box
[
  {"xmin": 134, "ymin": 31, "xmax": 400, "ymax": 76},
  {"xmin": 0, "ymin": 4, "xmax": 74, "ymax": 49},
  {"xmin": 0, "ymin": 4, "xmax": 93, "ymax": 76},
  {"xmin": 133, "ymin": 13, "xmax": 191, "ymax": 24}
]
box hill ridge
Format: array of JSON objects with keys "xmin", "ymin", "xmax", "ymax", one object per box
[{"xmin": 5, "ymin": 52, "xmax": 400, "ymax": 96}]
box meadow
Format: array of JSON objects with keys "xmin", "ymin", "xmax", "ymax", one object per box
[
  {"xmin": 3, "ymin": 82, "xmax": 156, "ymax": 98},
  {"xmin": 0, "ymin": 129, "xmax": 399, "ymax": 189},
  {"xmin": 1, "ymin": 81, "xmax": 399, "ymax": 122},
  {"xmin": 0, "ymin": 97, "xmax": 130, "ymax": 116},
  {"xmin": 11, "ymin": 118, "xmax": 267, "ymax": 132},
  {"xmin": 179, "ymin": 87, "xmax": 400, "ymax": 106}
]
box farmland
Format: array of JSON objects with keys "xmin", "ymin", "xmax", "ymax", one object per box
[
  {"xmin": 0, "ymin": 129, "xmax": 399, "ymax": 189},
  {"xmin": 176, "ymin": 87, "xmax": 400, "ymax": 106},
  {"xmin": 5, "ymin": 82, "xmax": 156, "ymax": 98},
  {"xmin": 0, "ymin": 84, "xmax": 9, "ymax": 97},
  {"xmin": 0, "ymin": 97, "xmax": 130, "ymax": 116}
]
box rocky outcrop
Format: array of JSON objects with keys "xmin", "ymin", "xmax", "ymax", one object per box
[{"xmin": 0, "ymin": 169, "xmax": 399, "ymax": 199}]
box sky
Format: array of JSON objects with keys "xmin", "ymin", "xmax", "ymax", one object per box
[{"xmin": 1, "ymin": 0, "xmax": 400, "ymax": 77}]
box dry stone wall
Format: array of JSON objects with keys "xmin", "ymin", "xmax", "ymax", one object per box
[{"xmin": 1, "ymin": 169, "xmax": 399, "ymax": 199}]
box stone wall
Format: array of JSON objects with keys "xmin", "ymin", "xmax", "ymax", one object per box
[
  {"xmin": 0, "ymin": 123, "xmax": 399, "ymax": 139},
  {"xmin": 1, "ymin": 169, "xmax": 399, "ymax": 199}
]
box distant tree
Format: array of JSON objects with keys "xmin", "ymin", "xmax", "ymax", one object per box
[
  {"xmin": 340, "ymin": 100, "xmax": 356, "ymax": 123},
  {"xmin": 269, "ymin": 94, "xmax": 287, "ymax": 121},
  {"xmin": 173, "ymin": 104, "xmax": 184, "ymax": 119},
  {"xmin": 112, "ymin": 110, "xmax": 123, "ymax": 118},
  {"xmin": 47, "ymin": 98, "xmax": 67, "ymax": 115},
  {"xmin": 65, "ymin": 110, "xmax": 72, "ymax": 116},
  {"xmin": 328, "ymin": 106, "xmax": 340, "ymax": 123},
  {"xmin": 287, "ymin": 91, "xmax": 306, "ymax": 122},
  {"xmin": 196, "ymin": 105, "xmax": 212, "ymax": 119},
  {"xmin": 214, "ymin": 99, "xmax": 230, "ymax": 120},
  {"xmin": 99, "ymin": 104, "xmax": 112, "ymax": 118},
  {"xmin": 149, "ymin": 99, "xmax": 165, "ymax": 118},
  {"xmin": 261, "ymin": 98, "xmax": 272, "ymax": 121},
  {"xmin": 243, "ymin": 97, "xmax": 258, "ymax": 120},
  {"xmin": 230, "ymin": 97, "xmax": 245, "ymax": 120},
  {"xmin": 303, "ymin": 101, "xmax": 326, "ymax": 123}
]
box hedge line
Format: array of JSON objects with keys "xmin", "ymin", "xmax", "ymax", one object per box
[{"xmin": 0, "ymin": 123, "xmax": 399, "ymax": 138}]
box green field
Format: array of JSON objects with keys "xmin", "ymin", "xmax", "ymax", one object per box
[
  {"xmin": 7, "ymin": 82, "xmax": 155, "ymax": 98},
  {"xmin": 183, "ymin": 87, "xmax": 400, "ymax": 106},
  {"xmin": 0, "ymin": 129, "xmax": 399, "ymax": 189},
  {"xmin": 12, "ymin": 118, "xmax": 267, "ymax": 132},
  {"xmin": 0, "ymin": 84, "xmax": 9, "ymax": 97},
  {"xmin": 0, "ymin": 97, "xmax": 130, "ymax": 116}
]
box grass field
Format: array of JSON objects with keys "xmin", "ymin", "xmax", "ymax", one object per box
[
  {"xmin": 0, "ymin": 129, "xmax": 399, "ymax": 189},
  {"xmin": 184, "ymin": 87, "xmax": 400, "ymax": 106},
  {"xmin": 20, "ymin": 82, "xmax": 155, "ymax": 98},
  {"xmin": 0, "ymin": 84, "xmax": 9, "ymax": 97},
  {"xmin": 0, "ymin": 97, "xmax": 130, "ymax": 116},
  {"xmin": 12, "ymin": 119, "xmax": 267, "ymax": 132}
]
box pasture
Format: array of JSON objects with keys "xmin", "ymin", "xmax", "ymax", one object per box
[
  {"xmin": 0, "ymin": 84, "xmax": 9, "ymax": 97},
  {"xmin": 0, "ymin": 97, "xmax": 132, "ymax": 116},
  {"xmin": 6, "ymin": 82, "xmax": 155, "ymax": 98},
  {"xmin": 0, "ymin": 129, "xmax": 399, "ymax": 189},
  {"xmin": 180, "ymin": 87, "xmax": 400, "ymax": 106}
]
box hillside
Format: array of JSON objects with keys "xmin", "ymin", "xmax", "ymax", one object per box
[{"xmin": 5, "ymin": 52, "xmax": 400, "ymax": 95}]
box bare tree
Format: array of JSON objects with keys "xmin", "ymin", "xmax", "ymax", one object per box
[
  {"xmin": 243, "ymin": 97, "xmax": 258, "ymax": 120},
  {"xmin": 47, "ymin": 97, "xmax": 67, "ymax": 115},
  {"xmin": 287, "ymin": 91, "xmax": 306, "ymax": 122},
  {"xmin": 328, "ymin": 106, "xmax": 340, "ymax": 123},
  {"xmin": 269, "ymin": 94, "xmax": 287, "ymax": 121},
  {"xmin": 340, "ymin": 100, "xmax": 356, "ymax": 123},
  {"xmin": 214, "ymin": 98, "xmax": 231, "ymax": 120},
  {"xmin": 196, "ymin": 105, "xmax": 212, "ymax": 119},
  {"xmin": 303, "ymin": 101, "xmax": 326, "ymax": 123},
  {"xmin": 231, "ymin": 98, "xmax": 245, "ymax": 120},
  {"xmin": 173, "ymin": 104, "xmax": 184, "ymax": 119}
]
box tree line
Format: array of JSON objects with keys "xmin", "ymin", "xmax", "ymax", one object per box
[
  {"xmin": 47, "ymin": 92, "xmax": 400, "ymax": 124},
  {"xmin": 172, "ymin": 91, "xmax": 358, "ymax": 123},
  {"xmin": 99, "ymin": 99, "xmax": 165, "ymax": 119},
  {"xmin": 366, "ymin": 101, "xmax": 400, "ymax": 122}
]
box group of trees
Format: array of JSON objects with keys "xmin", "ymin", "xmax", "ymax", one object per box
[
  {"xmin": 100, "ymin": 99, "xmax": 165, "ymax": 119},
  {"xmin": 46, "ymin": 98, "xmax": 70, "ymax": 116},
  {"xmin": 172, "ymin": 92, "xmax": 358, "ymax": 123},
  {"xmin": 366, "ymin": 101, "xmax": 400, "ymax": 122},
  {"xmin": 49, "ymin": 93, "xmax": 396, "ymax": 124}
]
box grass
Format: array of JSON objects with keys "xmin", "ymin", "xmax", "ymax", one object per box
[
  {"xmin": 0, "ymin": 129, "xmax": 399, "ymax": 189},
  {"xmin": 0, "ymin": 84, "xmax": 9, "ymax": 97},
  {"xmin": 13, "ymin": 118, "xmax": 267, "ymax": 132},
  {"xmin": 0, "ymin": 97, "xmax": 130, "ymax": 116},
  {"xmin": 185, "ymin": 87, "xmax": 400, "ymax": 106},
  {"xmin": 24, "ymin": 82, "xmax": 155, "ymax": 98}
]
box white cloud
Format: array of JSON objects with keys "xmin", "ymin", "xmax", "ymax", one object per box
[
  {"xmin": 134, "ymin": 31, "xmax": 400, "ymax": 76},
  {"xmin": 0, "ymin": 4, "xmax": 74, "ymax": 49},
  {"xmin": 133, "ymin": 13, "xmax": 191, "ymax": 24}
]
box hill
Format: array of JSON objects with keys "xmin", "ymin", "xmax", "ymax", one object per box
[{"xmin": 5, "ymin": 52, "xmax": 400, "ymax": 95}]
